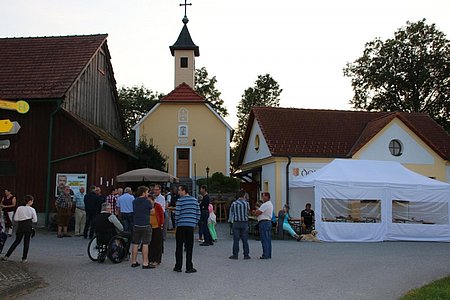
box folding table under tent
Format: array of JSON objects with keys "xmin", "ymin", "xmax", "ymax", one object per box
[{"xmin": 290, "ymin": 159, "xmax": 450, "ymax": 242}]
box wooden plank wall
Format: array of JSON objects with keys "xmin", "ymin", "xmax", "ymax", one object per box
[
  {"xmin": 0, "ymin": 102, "xmax": 54, "ymax": 212},
  {"xmin": 63, "ymin": 44, "xmax": 123, "ymax": 140}
]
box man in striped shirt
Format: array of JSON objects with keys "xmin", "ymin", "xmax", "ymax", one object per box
[
  {"xmin": 105, "ymin": 187, "xmax": 118, "ymax": 216},
  {"xmin": 174, "ymin": 185, "xmax": 200, "ymax": 273},
  {"xmin": 228, "ymin": 190, "xmax": 251, "ymax": 260}
]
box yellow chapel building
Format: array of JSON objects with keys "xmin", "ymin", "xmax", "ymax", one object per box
[{"xmin": 133, "ymin": 16, "xmax": 232, "ymax": 186}]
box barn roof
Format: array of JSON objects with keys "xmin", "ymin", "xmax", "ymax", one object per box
[{"xmin": 0, "ymin": 34, "xmax": 108, "ymax": 100}]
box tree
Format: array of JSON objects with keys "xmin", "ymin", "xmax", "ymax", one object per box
[
  {"xmin": 232, "ymin": 74, "xmax": 283, "ymax": 168},
  {"xmin": 343, "ymin": 19, "xmax": 450, "ymax": 132},
  {"xmin": 129, "ymin": 138, "xmax": 168, "ymax": 171},
  {"xmin": 117, "ymin": 85, "xmax": 164, "ymax": 144},
  {"xmin": 195, "ymin": 67, "xmax": 228, "ymax": 117}
]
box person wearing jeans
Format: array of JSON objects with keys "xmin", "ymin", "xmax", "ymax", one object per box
[
  {"xmin": 117, "ymin": 187, "xmax": 135, "ymax": 233},
  {"xmin": 255, "ymin": 192, "xmax": 273, "ymax": 259},
  {"xmin": 229, "ymin": 190, "xmax": 250, "ymax": 259}
]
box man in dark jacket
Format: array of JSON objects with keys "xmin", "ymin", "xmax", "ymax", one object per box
[{"xmin": 84, "ymin": 185, "xmax": 103, "ymax": 239}]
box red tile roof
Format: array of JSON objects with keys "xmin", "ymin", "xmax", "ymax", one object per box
[
  {"xmin": 160, "ymin": 82, "xmax": 205, "ymax": 103},
  {"xmin": 238, "ymin": 107, "xmax": 450, "ymax": 165},
  {"xmin": 0, "ymin": 34, "xmax": 107, "ymax": 100}
]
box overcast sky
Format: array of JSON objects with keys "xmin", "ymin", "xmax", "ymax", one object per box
[{"xmin": 1, "ymin": 0, "xmax": 449, "ymax": 128}]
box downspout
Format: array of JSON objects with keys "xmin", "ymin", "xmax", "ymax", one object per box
[
  {"xmin": 286, "ymin": 155, "xmax": 292, "ymax": 206},
  {"xmin": 44, "ymin": 100, "xmax": 62, "ymax": 227}
]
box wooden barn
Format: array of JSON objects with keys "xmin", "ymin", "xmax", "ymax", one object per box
[{"xmin": 0, "ymin": 34, "xmax": 134, "ymax": 224}]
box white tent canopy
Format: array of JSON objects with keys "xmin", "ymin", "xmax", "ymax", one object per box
[{"xmin": 290, "ymin": 159, "xmax": 450, "ymax": 242}]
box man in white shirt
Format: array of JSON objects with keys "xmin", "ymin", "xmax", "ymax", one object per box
[{"xmin": 255, "ymin": 192, "xmax": 273, "ymax": 259}]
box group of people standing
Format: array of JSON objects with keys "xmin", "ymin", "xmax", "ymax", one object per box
[
  {"xmin": 84, "ymin": 183, "xmax": 201, "ymax": 273},
  {"xmin": 229, "ymin": 191, "xmax": 274, "ymax": 260},
  {"xmin": 1, "ymin": 184, "xmax": 314, "ymax": 269},
  {"xmin": 95, "ymin": 184, "xmax": 202, "ymax": 273},
  {"xmin": 54, "ymin": 184, "xmax": 106, "ymax": 239},
  {"xmin": 229, "ymin": 191, "xmax": 315, "ymax": 260}
]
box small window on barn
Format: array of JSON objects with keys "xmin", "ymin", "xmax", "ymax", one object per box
[
  {"xmin": 98, "ymin": 50, "xmax": 106, "ymax": 75},
  {"xmin": 180, "ymin": 57, "xmax": 188, "ymax": 68},
  {"xmin": 389, "ymin": 139, "xmax": 403, "ymax": 156}
]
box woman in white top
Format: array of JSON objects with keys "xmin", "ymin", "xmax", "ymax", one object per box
[{"xmin": 1, "ymin": 195, "xmax": 37, "ymax": 263}]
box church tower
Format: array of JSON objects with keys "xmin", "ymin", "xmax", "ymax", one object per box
[{"xmin": 169, "ymin": 9, "xmax": 199, "ymax": 89}]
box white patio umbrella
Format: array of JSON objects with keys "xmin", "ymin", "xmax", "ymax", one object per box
[{"xmin": 116, "ymin": 168, "xmax": 178, "ymax": 183}]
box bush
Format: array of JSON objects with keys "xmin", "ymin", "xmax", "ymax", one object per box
[{"xmin": 196, "ymin": 172, "xmax": 240, "ymax": 193}]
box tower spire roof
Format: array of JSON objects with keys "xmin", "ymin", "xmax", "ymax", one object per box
[{"xmin": 170, "ymin": 1, "xmax": 199, "ymax": 57}]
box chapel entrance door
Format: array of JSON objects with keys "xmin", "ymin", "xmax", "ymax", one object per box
[{"xmin": 176, "ymin": 148, "xmax": 190, "ymax": 178}]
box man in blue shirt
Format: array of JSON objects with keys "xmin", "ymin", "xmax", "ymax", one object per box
[
  {"xmin": 131, "ymin": 186, "xmax": 153, "ymax": 269},
  {"xmin": 117, "ymin": 187, "xmax": 134, "ymax": 232},
  {"xmin": 174, "ymin": 185, "xmax": 200, "ymax": 273}
]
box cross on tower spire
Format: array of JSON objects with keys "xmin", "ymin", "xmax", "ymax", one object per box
[{"xmin": 179, "ymin": 0, "xmax": 192, "ymax": 24}]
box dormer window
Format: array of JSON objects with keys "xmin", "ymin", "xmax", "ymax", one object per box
[{"xmin": 180, "ymin": 57, "xmax": 188, "ymax": 68}]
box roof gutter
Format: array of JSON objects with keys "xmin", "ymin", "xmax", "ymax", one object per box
[{"xmin": 50, "ymin": 140, "xmax": 104, "ymax": 164}]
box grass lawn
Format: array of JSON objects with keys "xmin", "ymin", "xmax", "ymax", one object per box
[{"xmin": 400, "ymin": 276, "xmax": 450, "ymax": 300}]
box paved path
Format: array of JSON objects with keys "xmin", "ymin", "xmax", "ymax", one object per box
[
  {"xmin": 0, "ymin": 260, "xmax": 44, "ymax": 299},
  {"xmin": 2, "ymin": 224, "xmax": 450, "ymax": 299}
]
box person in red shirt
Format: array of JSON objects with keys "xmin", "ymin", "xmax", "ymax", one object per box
[{"xmin": 148, "ymin": 194, "xmax": 164, "ymax": 267}]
